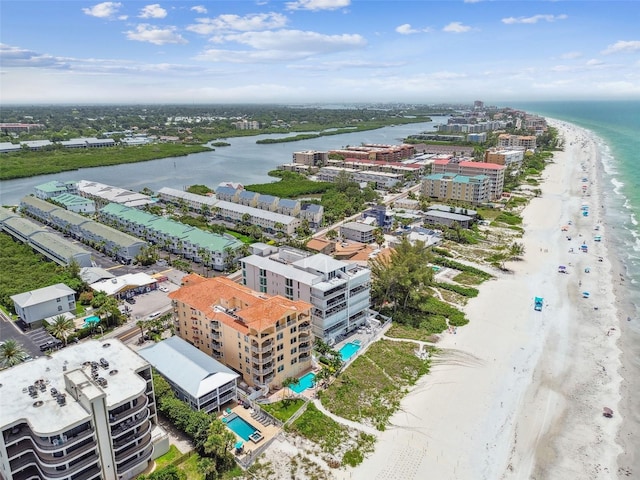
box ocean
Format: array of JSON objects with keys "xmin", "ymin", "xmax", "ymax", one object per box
[{"xmin": 513, "ymin": 100, "xmax": 640, "ymax": 469}]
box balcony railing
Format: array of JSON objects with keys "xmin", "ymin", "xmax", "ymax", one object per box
[
  {"xmin": 251, "ymin": 352, "xmax": 273, "ymax": 364},
  {"xmin": 109, "ymin": 394, "xmax": 148, "ymax": 424},
  {"xmin": 298, "ymin": 344, "xmax": 312, "ymax": 353},
  {"xmin": 114, "ymin": 431, "xmax": 152, "ymax": 464},
  {"xmin": 111, "ymin": 409, "xmax": 149, "ymax": 439},
  {"xmin": 6, "ymin": 427, "xmax": 94, "ymax": 458},
  {"xmin": 252, "ymin": 363, "xmax": 274, "ymax": 376},
  {"xmin": 298, "ymin": 322, "xmax": 312, "ymax": 332},
  {"xmin": 116, "ymin": 444, "xmax": 153, "ymax": 475}
]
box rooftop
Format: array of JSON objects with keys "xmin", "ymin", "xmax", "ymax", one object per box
[
  {"xmin": 10, "ymin": 283, "xmax": 75, "ymax": 308},
  {"xmin": 341, "ymin": 221, "xmax": 376, "ymax": 233},
  {"xmin": 139, "ymin": 336, "xmax": 239, "ymax": 398},
  {"xmin": 0, "ymin": 340, "xmax": 149, "ymax": 434}
]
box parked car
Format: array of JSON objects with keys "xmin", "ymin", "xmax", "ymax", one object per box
[
  {"xmin": 125, "ymin": 297, "xmax": 136, "ymax": 304},
  {"xmin": 159, "ymin": 286, "xmax": 169, "ymax": 293}
]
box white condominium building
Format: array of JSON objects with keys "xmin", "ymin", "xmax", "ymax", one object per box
[
  {"xmin": 0, "ymin": 340, "xmax": 165, "ymax": 480},
  {"xmin": 241, "ymin": 246, "xmax": 372, "ymax": 341}
]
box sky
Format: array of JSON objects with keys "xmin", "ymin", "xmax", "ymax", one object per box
[{"xmin": 1, "ymin": 0, "xmax": 639, "ymax": 104}]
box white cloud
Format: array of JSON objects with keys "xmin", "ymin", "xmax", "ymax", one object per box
[
  {"xmin": 586, "ymin": 59, "xmax": 604, "ymax": 67},
  {"xmin": 126, "ymin": 24, "xmax": 187, "ymax": 45},
  {"xmin": 191, "ymin": 5, "xmax": 207, "ymax": 14},
  {"xmin": 196, "ymin": 30, "xmax": 366, "ymax": 63},
  {"xmin": 285, "ymin": 0, "xmax": 350, "ymax": 11},
  {"xmin": 187, "ymin": 13, "xmax": 288, "ymax": 35},
  {"xmin": 289, "ymin": 59, "xmax": 405, "ymax": 71},
  {"xmin": 138, "ymin": 4, "xmax": 167, "ymax": 19},
  {"xmin": 395, "ymin": 24, "xmax": 430, "ymax": 35},
  {"xmin": 118, "ymin": 15, "xmax": 128, "ymax": 20},
  {"xmin": 443, "ymin": 22, "xmax": 471, "ymax": 33},
  {"xmin": 0, "ymin": 44, "xmax": 70, "ymax": 68},
  {"xmin": 502, "ymin": 14, "xmax": 568, "ymax": 25},
  {"xmin": 602, "ymin": 40, "xmax": 640, "ymax": 55},
  {"xmin": 561, "ymin": 51, "xmax": 582, "ymax": 59},
  {"xmin": 82, "ymin": 2, "xmax": 122, "ymax": 19},
  {"xmin": 464, "ymin": 0, "xmax": 482, "ymax": 3}
]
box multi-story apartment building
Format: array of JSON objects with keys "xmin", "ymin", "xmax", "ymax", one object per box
[
  {"xmin": 0, "ymin": 339, "xmax": 163, "ymax": 480},
  {"xmin": 422, "ymin": 173, "xmax": 490, "ymax": 205},
  {"xmin": 51, "ymin": 193, "xmax": 96, "ymax": 214},
  {"xmin": 99, "ymin": 203, "xmax": 244, "ymax": 271},
  {"xmin": 157, "ymin": 187, "xmax": 217, "ymax": 213},
  {"xmin": 340, "ymin": 222, "xmax": 376, "ymax": 243},
  {"xmin": 241, "ymin": 247, "xmax": 372, "ymax": 341},
  {"xmin": 497, "ymin": 134, "xmax": 537, "ymax": 150},
  {"xmin": 431, "ymin": 159, "xmax": 505, "ymax": 201},
  {"xmin": 329, "ymin": 144, "xmax": 415, "ymax": 162},
  {"xmin": 20, "ymin": 196, "xmax": 147, "ymax": 264},
  {"xmin": 170, "ymin": 275, "xmax": 313, "ymax": 390},
  {"xmin": 34, "ymin": 181, "xmax": 78, "ymax": 200},
  {"xmin": 0, "ymin": 207, "xmax": 93, "ymax": 268},
  {"xmin": 212, "ymin": 185, "xmax": 323, "ymax": 229},
  {"xmin": 316, "ymin": 166, "xmax": 402, "ymax": 190},
  {"xmin": 483, "ymin": 148, "xmax": 525, "ymax": 168},
  {"xmin": 292, "ymin": 150, "xmax": 329, "ymax": 167},
  {"xmin": 77, "ymin": 180, "xmax": 154, "ymax": 208}
]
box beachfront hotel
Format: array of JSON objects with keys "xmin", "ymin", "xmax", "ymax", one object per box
[
  {"xmin": 0, "ymin": 339, "xmax": 166, "ymax": 480},
  {"xmin": 497, "ymin": 133, "xmax": 537, "ymax": 150},
  {"xmin": 241, "ymin": 245, "xmax": 372, "ymax": 341},
  {"xmin": 169, "ymin": 275, "xmax": 313, "ymax": 391}
]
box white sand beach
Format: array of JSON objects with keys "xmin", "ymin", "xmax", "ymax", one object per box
[{"xmin": 331, "ymin": 121, "xmax": 625, "ymax": 480}]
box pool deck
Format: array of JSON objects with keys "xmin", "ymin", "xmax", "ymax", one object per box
[{"xmin": 222, "ymin": 405, "xmax": 280, "ymax": 458}]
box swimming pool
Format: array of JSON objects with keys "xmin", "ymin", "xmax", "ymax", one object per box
[
  {"xmin": 224, "ymin": 413, "xmax": 260, "ymax": 441},
  {"xmin": 290, "ymin": 372, "xmax": 316, "ymax": 393},
  {"xmin": 339, "ymin": 341, "xmax": 361, "ymax": 362}
]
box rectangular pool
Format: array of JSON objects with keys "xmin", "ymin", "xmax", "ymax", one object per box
[
  {"xmin": 339, "ymin": 341, "xmax": 361, "ymax": 362},
  {"xmin": 290, "ymin": 372, "xmax": 316, "ymax": 393},
  {"xmin": 224, "ymin": 413, "xmax": 260, "ymax": 441}
]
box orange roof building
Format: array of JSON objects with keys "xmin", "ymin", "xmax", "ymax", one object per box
[{"xmin": 170, "ymin": 275, "xmax": 313, "ymax": 390}]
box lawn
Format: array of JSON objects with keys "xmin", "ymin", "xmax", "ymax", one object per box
[
  {"xmin": 319, "ymin": 340, "xmax": 430, "ymax": 431},
  {"xmin": 385, "ymin": 323, "xmax": 439, "ymax": 343},
  {"xmin": 262, "ymin": 398, "xmax": 305, "ymax": 422},
  {"xmin": 287, "ymin": 403, "xmax": 347, "ymax": 454},
  {"xmin": 453, "ymin": 271, "xmax": 487, "ymax": 285},
  {"xmin": 154, "ymin": 445, "xmax": 182, "ymax": 469}
]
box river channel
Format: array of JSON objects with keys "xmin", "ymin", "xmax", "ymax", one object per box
[{"xmin": 0, "ymin": 119, "xmax": 447, "ymax": 206}]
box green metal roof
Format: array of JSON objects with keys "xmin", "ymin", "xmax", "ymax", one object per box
[{"xmin": 52, "ymin": 193, "xmax": 93, "ymax": 207}]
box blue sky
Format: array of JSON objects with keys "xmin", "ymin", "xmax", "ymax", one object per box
[{"xmin": 1, "ymin": 0, "xmax": 639, "ymax": 104}]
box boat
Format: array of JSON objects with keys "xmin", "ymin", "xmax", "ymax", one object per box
[{"xmin": 534, "ymin": 297, "xmax": 543, "ymax": 311}]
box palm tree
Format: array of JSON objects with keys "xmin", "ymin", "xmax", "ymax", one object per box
[
  {"xmin": 46, "ymin": 315, "xmax": 75, "ymax": 346},
  {"xmin": 0, "ymin": 339, "xmax": 28, "ymax": 368}
]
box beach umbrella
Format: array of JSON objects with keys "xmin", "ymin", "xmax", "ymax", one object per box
[
  {"xmin": 582, "ymin": 292, "xmax": 590, "ymax": 298},
  {"xmin": 603, "ymin": 407, "xmax": 613, "ymax": 418}
]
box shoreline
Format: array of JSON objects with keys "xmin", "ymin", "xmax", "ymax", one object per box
[{"xmin": 333, "ymin": 119, "xmax": 628, "ymax": 479}]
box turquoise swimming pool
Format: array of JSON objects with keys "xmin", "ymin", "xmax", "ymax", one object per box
[
  {"xmin": 339, "ymin": 341, "xmax": 361, "ymax": 362},
  {"xmin": 224, "ymin": 413, "xmax": 260, "ymax": 441},
  {"xmin": 290, "ymin": 372, "xmax": 316, "ymax": 393}
]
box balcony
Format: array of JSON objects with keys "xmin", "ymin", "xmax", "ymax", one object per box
[
  {"xmin": 114, "ymin": 431, "xmax": 152, "ymax": 464},
  {"xmin": 298, "ymin": 322, "xmax": 312, "ymax": 332},
  {"xmin": 114, "ymin": 421, "xmax": 152, "ymax": 451},
  {"xmin": 298, "ymin": 343, "xmax": 312, "ymax": 353},
  {"xmin": 211, "ymin": 331, "xmax": 220, "ymax": 339},
  {"xmin": 251, "ymin": 341, "xmax": 274, "ymax": 354},
  {"xmin": 116, "ymin": 444, "xmax": 153, "ymax": 476},
  {"xmin": 253, "ymin": 373, "xmax": 274, "ymax": 385},
  {"xmin": 109, "ymin": 394, "xmax": 148, "ymax": 424},
  {"xmin": 299, "ymin": 352, "xmax": 311, "ymax": 361},
  {"xmin": 111, "ymin": 409, "xmax": 149, "ymax": 439},
  {"xmin": 9, "ymin": 451, "xmax": 100, "ymax": 479},
  {"xmin": 251, "ymin": 352, "xmax": 273, "ymax": 364},
  {"xmin": 7, "ymin": 435, "xmax": 97, "ymax": 466},
  {"xmin": 6, "ymin": 427, "xmax": 94, "ymax": 458}
]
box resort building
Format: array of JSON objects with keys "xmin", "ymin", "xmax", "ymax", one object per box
[
  {"xmin": 292, "ymin": 150, "xmax": 329, "ymax": 167},
  {"xmin": 241, "ymin": 246, "xmax": 372, "ymax": 341},
  {"xmin": 156, "ymin": 187, "xmax": 217, "ymax": 212},
  {"xmin": 51, "ymin": 193, "xmax": 96, "ymax": 214},
  {"xmin": 0, "ymin": 122, "xmax": 44, "ymax": 133},
  {"xmin": 20, "ymin": 196, "xmax": 147, "ymax": 264},
  {"xmin": 430, "ymin": 158, "xmax": 506, "ymax": 201},
  {"xmin": 34, "ymin": 181, "xmax": 78, "ymax": 200},
  {"xmin": 421, "ymin": 173, "xmax": 491, "ymax": 205},
  {"xmin": 362, "ymin": 205, "xmax": 394, "ymax": 231},
  {"xmin": 214, "ymin": 200, "xmax": 301, "ymax": 236},
  {"xmin": 325, "ymin": 158, "xmax": 425, "ymax": 177},
  {"xmin": 340, "ymin": 222, "xmax": 376, "ymax": 243},
  {"xmin": 10, "ymin": 283, "xmax": 76, "ymax": 326},
  {"xmin": 139, "ymin": 336, "xmax": 239, "ymax": 413},
  {"xmin": 0, "ymin": 207, "xmax": 93, "ymax": 268},
  {"xmin": 169, "ymin": 275, "xmax": 313, "ymax": 390},
  {"xmin": 0, "ymin": 142, "xmax": 21, "ymax": 154},
  {"xmin": 497, "ymin": 134, "xmax": 537, "ymax": 150},
  {"xmin": 316, "ymin": 166, "xmax": 402, "ymax": 190},
  {"xmin": 77, "ymin": 180, "xmax": 155, "ymax": 208},
  {"xmin": 484, "ymin": 148, "xmax": 525, "ymax": 168},
  {"xmin": 99, "ymin": 203, "xmax": 244, "ymax": 271},
  {"xmin": 0, "ymin": 339, "xmax": 165, "ymax": 480}
]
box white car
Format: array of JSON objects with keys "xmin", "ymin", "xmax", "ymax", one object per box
[{"xmin": 159, "ymin": 286, "xmax": 169, "ymax": 293}]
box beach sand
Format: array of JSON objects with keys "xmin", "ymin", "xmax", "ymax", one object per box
[{"xmin": 333, "ymin": 121, "xmax": 626, "ymax": 480}]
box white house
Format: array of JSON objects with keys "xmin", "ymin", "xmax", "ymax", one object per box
[{"xmin": 10, "ymin": 283, "xmax": 76, "ymax": 325}]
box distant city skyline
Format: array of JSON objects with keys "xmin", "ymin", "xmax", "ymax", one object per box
[{"xmin": 1, "ymin": 0, "xmax": 639, "ymax": 104}]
